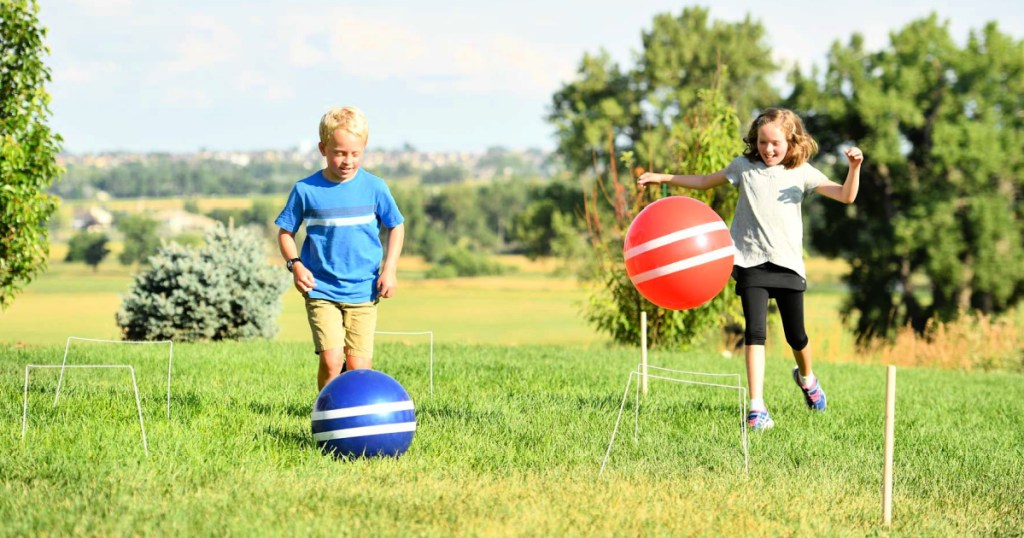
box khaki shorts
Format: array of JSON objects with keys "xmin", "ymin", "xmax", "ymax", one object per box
[{"xmin": 304, "ymin": 297, "xmax": 378, "ymax": 357}]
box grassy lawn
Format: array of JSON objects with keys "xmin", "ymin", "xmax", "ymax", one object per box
[{"xmin": 2, "ymin": 342, "xmax": 1021, "ymax": 536}]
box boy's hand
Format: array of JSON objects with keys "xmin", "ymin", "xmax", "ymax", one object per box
[
  {"xmin": 293, "ymin": 265, "xmax": 316, "ymax": 293},
  {"xmin": 378, "ymin": 270, "xmax": 398, "ymax": 299},
  {"xmin": 845, "ymin": 147, "xmax": 864, "ymax": 167}
]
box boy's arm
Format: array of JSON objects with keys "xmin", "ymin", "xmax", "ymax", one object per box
[
  {"xmin": 277, "ymin": 228, "xmax": 315, "ymax": 293},
  {"xmin": 378, "ymin": 223, "xmax": 405, "ymax": 299},
  {"xmin": 637, "ymin": 169, "xmax": 729, "ymax": 190}
]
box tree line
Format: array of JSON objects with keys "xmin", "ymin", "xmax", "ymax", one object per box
[{"xmin": 550, "ymin": 7, "xmax": 1023, "ymax": 344}]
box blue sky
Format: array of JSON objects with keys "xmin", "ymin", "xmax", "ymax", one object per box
[{"xmin": 40, "ymin": 0, "xmax": 1023, "ymax": 154}]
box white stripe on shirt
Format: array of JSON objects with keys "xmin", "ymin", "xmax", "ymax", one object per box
[{"xmin": 306, "ymin": 214, "xmax": 376, "ymax": 227}]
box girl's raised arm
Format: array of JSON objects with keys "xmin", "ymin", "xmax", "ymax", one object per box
[{"xmin": 815, "ymin": 147, "xmax": 863, "ymax": 204}]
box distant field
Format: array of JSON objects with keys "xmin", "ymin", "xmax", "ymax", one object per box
[
  {"xmin": 1, "ymin": 244, "xmax": 860, "ymax": 356},
  {"xmin": 0, "ymin": 250, "xmax": 601, "ymax": 348}
]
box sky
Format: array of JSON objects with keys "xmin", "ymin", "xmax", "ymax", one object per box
[{"xmin": 38, "ymin": 0, "xmax": 1024, "ymax": 155}]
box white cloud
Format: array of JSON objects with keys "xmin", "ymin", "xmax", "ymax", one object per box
[
  {"xmin": 236, "ymin": 71, "xmax": 295, "ymax": 102},
  {"xmin": 282, "ymin": 14, "xmax": 329, "ymax": 67},
  {"xmin": 162, "ymin": 15, "xmax": 241, "ymax": 74},
  {"xmin": 278, "ymin": 10, "xmax": 577, "ymax": 97},
  {"xmin": 160, "ymin": 86, "xmax": 214, "ymax": 108},
  {"xmin": 71, "ymin": 0, "xmax": 135, "ymax": 18},
  {"xmin": 54, "ymin": 60, "xmax": 120, "ymax": 84}
]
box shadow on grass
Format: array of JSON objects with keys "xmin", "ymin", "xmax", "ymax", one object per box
[
  {"xmin": 247, "ymin": 400, "xmax": 311, "ymax": 418},
  {"xmin": 260, "ymin": 424, "xmax": 316, "ymax": 449}
]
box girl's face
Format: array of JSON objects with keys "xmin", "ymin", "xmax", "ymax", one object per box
[{"xmin": 757, "ymin": 123, "xmax": 789, "ymax": 167}]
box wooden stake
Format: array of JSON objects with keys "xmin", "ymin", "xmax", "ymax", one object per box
[
  {"xmin": 882, "ymin": 365, "xmax": 896, "ymax": 525},
  {"xmin": 640, "ymin": 311, "xmax": 648, "ymax": 397}
]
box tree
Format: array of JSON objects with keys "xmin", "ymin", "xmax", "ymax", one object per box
[
  {"xmin": 65, "ymin": 231, "xmax": 110, "ymax": 271},
  {"xmin": 1, "ymin": 0, "xmax": 63, "ymax": 309},
  {"xmin": 421, "ymin": 163, "xmax": 469, "ymax": 185},
  {"xmin": 787, "ymin": 15, "xmax": 1024, "ymax": 341},
  {"xmin": 116, "ymin": 213, "xmax": 160, "ymax": 265},
  {"xmin": 548, "ymin": 7, "xmax": 778, "ymax": 180},
  {"xmin": 580, "ymin": 86, "xmax": 744, "ymax": 347}
]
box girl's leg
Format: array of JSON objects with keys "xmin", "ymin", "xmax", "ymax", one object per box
[
  {"xmin": 774, "ymin": 290, "xmax": 812, "ymax": 376},
  {"xmin": 745, "ymin": 344, "xmax": 767, "ymax": 402},
  {"xmin": 775, "ymin": 289, "xmax": 827, "ymax": 410},
  {"xmin": 739, "ymin": 287, "xmax": 770, "ymax": 403}
]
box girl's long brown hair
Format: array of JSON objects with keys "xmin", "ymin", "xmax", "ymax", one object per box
[{"xmin": 741, "ymin": 108, "xmax": 818, "ymax": 169}]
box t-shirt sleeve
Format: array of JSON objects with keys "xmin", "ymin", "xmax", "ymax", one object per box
[
  {"xmin": 723, "ymin": 156, "xmax": 747, "ymax": 186},
  {"xmin": 802, "ymin": 164, "xmax": 832, "ymax": 193},
  {"xmin": 274, "ymin": 185, "xmax": 304, "ymax": 233},
  {"xmin": 376, "ymin": 183, "xmax": 404, "ymax": 228}
]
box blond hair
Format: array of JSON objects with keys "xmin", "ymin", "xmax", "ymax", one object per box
[
  {"xmin": 319, "ymin": 106, "xmax": 369, "ymax": 146},
  {"xmin": 742, "ymin": 108, "xmax": 818, "ymax": 169}
]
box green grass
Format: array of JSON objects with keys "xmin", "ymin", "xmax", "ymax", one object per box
[{"xmin": 2, "ymin": 341, "xmax": 1021, "ymax": 536}]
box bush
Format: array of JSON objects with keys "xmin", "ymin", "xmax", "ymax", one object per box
[
  {"xmin": 116, "ymin": 225, "xmax": 288, "ymax": 341},
  {"xmin": 425, "ymin": 247, "xmax": 517, "ymax": 278},
  {"xmin": 65, "ymin": 231, "xmax": 110, "ymax": 271}
]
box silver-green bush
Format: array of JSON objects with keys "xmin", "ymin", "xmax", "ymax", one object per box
[{"xmin": 116, "ymin": 225, "xmax": 288, "ymax": 341}]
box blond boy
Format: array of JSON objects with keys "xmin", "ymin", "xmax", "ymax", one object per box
[{"xmin": 276, "ymin": 106, "xmax": 405, "ymax": 390}]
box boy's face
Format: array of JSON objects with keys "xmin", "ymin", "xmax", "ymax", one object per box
[
  {"xmin": 319, "ymin": 129, "xmax": 366, "ymax": 182},
  {"xmin": 756, "ymin": 123, "xmax": 789, "ymax": 167}
]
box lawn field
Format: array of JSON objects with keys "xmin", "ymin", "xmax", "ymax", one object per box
[{"xmin": 1, "ymin": 342, "xmax": 1021, "ymax": 536}]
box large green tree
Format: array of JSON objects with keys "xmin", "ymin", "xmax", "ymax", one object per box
[
  {"xmin": 548, "ymin": 6, "xmax": 778, "ymax": 179},
  {"xmin": 787, "ymin": 15, "xmax": 1024, "ymax": 341},
  {"xmin": 1, "ymin": 0, "xmax": 63, "ymax": 309}
]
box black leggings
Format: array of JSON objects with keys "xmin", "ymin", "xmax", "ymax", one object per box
[{"xmin": 739, "ymin": 287, "xmax": 809, "ymax": 350}]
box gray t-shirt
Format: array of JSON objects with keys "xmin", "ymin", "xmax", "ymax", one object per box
[{"xmin": 723, "ymin": 156, "xmax": 831, "ymax": 278}]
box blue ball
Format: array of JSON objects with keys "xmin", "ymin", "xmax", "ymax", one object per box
[{"xmin": 311, "ymin": 369, "xmax": 416, "ymax": 458}]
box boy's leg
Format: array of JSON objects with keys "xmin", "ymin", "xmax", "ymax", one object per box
[
  {"xmin": 305, "ymin": 297, "xmax": 347, "ymax": 390},
  {"xmin": 318, "ymin": 348, "xmax": 345, "ymax": 390},
  {"xmin": 341, "ymin": 301, "xmax": 378, "ymax": 371}
]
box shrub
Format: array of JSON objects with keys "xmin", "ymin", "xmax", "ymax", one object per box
[
  {"xmin": 425, "ymin": 247, "xmax": 517, "ymax": 278},
  {"xmin": 116, "ymin": 224, "xmax": 287, "ymax": 341},
  {"xmin": 65, "ymin": 231, "xmax": 110, "ymax": 271}
]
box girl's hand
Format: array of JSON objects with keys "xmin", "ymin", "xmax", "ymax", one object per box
[
  {"xmin": 845, "ymin": 147, "xmax": 864, "ymax": 167},
  {"xmin": 637, "ymin": 172, "xmax": 667, "ymax": 188}
]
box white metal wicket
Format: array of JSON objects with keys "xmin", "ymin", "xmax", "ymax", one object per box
[
  {"xmin": 53, "ymin": 337, "xmax": 174, "ymax": 418},
  {"xmin": 600, "ymin": 363, "xmax": 748, "ymax": 477},
  {"xmin": 23, "ymin": 364, "xmax": 149, "ymax": 457}
]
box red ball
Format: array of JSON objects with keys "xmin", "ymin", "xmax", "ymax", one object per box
[{"xmin": 623, "ymin": 196, "xmax": 735, "ymax": 310}]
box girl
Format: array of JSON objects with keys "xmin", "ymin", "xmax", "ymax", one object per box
[{"xmin": 637, "ymin": 108, "xmax": 863, "ymax": 431}]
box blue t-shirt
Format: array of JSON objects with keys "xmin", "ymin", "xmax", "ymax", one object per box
[{"xmin": 275, "ymin": 168, "xmax": 404, "ymax": 303}]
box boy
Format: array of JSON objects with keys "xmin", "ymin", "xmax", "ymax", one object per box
[{"xmin": 275, "ymin": 106, "xmax": 405, "ymax": 390}]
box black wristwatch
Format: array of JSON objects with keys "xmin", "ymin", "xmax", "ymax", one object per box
[{"xmin": 286, "ymin": 258, "xmax": 302, "ymax": 272}]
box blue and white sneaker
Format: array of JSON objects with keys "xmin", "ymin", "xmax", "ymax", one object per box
[
  {"xmin": 793, "ymin": 368, "xmax": 827, "ymax": 411},
  {"xmin": 747, "ymin": 409, "xmax": 775, "ymax": 431}
]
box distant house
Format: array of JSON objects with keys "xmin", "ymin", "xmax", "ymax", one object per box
[
  {"xmin": 71, "ymin": 206, "xmax": 114, "ymax": 232},
  {"xmin": 154, "ymin": 209, "xmax": 218, "ymax": 235}
]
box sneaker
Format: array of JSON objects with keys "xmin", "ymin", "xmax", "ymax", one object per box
[
  {"xmin": 747, "ymin": 409, "xmax": 775, "ymax": 431},
  {"xmin": 793, "ymin": 368, "xmax": 827, "ymax": 411}
]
